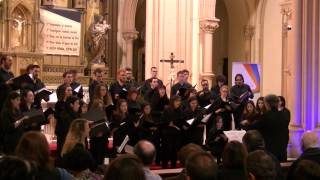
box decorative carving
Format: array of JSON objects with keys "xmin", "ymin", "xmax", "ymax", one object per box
[
  {"xmin": 280, "ymin": 1, "xmax": 293, "ymax": 34},
  {"xmin": 73, "ymin": 0, "xmax": 86, "ymax": 9},
  {"xmin": 123, "ymin": 31, "xmax": 139, "ymax": 41},
  {"xmin": 200, "ymin": 19, "xmax": 219, "ymax": 34},
  {"xmin": 244, "ymin": 25, "xmax": 255, "ymax": 40}
]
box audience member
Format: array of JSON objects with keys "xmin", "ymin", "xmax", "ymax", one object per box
[
  {"xmin": 0, "ymin": 156, "xmax": 34, "ymax": 180},
  {"xmin": 247, "ymin": 150, "xmax": 277, "ymax": 180},
  {"xmin": 185, "ymin": 152, "xmax": 218, "ymax": 180},
  {"xmin": 293, "ymin": 160, "xmax": 320, "ymax": 180}
]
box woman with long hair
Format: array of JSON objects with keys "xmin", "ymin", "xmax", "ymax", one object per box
[
  {"xmin": 1, "ymin": 92, "xmax": 28, "ymax": 153},
  {"xmin": 54, "ymin": 84, "xmax": 73, "ymax": 128},
  {"xmin": 20, "ymin": 89, "xmax": 42, "ymax": 131},
  {"xmin": 256, "ymin": 97, "xmax": 266, "ymax": 116},
  {"xmin": 91, "ymin": 83, "xmax": 113, "ymax": 119},
  {"xmin": 161, "ymin": 95, "xmax": 183, "ymax": 168},
  {"xmin": 240, "ymin": 100, "xmax": 258, "ymax": 128},
  {"xmin": 61, "ymin": 119, "xmax": 96, "ymax": 178},
  {"xmin": 15, "ymin": 131, "xmax": 67, "ymax": 180}
]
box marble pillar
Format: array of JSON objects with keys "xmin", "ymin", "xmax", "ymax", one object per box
[{"xmin": 123, "ymin": 31, "xmax": 138, "ymax": 68}]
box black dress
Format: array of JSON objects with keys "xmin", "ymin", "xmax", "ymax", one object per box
[
  {"xmin": 161, "ymin": 107, "xmax": 184, "ymax": 168},
  {"xmin": 207, "ymin": 128, "xmax": 227, "ymax": 163},
  {"xmin": 0, "ymin": 108, "xmax": 24, "ymax": 154},
  {"xmin": 206, "ymin": 96, "xmax": 233, "ymax": 130},
  {"xmin": 0, "ymin": 68, "xmax": 14, "ymax": 111},
  {"xmin": 182, "ymin": 107, "xmax": 205, "ymax": 146}
]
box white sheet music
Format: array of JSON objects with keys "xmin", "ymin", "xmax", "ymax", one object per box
[
  {"xmin": 223, "ymin": 130, "xmax": 246, "ymax": 143},
  {"xmin": 74, "ymin": 85, "xmax": 82, "ymax": 93},
  {"xmin": 117, "ymin": 135, "xmax": 130, "ymax": 153},
  {"xmin": 201, "ymin": 113, "xmax": 212, "ymax": 123},
  {"xmin": 204, "ymin": 104, "xmax": 212, "ymax": 109},
  {"xmin": 186, "ymin": 118, "xmax": 195, "ymax": 125}
]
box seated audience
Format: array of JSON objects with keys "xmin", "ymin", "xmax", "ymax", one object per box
[
  {"xmin": 165, "ymin": 143, "xmax": 205, "ymax": 180},
  {"xmin": 15, "ymin": 131, "xmax": 70, "ymax": 180},
  {"xmin": 185, "ymin": 152, "xmax": 218, "ymax": 180},
  {"xmin": 104, "ymin": 154, "xmax": 146, "ymax": 180},
  {"xmin": 287, "ymin": 131, "xmax": 320, "ymax": 180},
  {"xmin": 247, "ymin": 150, "xmax": 277, "ymax": 180},
  {"xmin": 242, "ymin": 130, "xmax": 283, "ymax": 180},
  {"xmin": 134, "ymin": 140, "xmax": 162, "ymax": 180},
  {"xmin": 61, "ymin": 119, "xmax": 97, "ymax": 178},
  {"xmin": 293, "ymin": 160, "xmax": 320, "ymax": 180},
  {"xmin": 218, "ymin": 141, "xmax": 248, "ymax": 180},
  {"xmin": 0, "ymin": 156, "xmax": 34, "ymax": 180}
]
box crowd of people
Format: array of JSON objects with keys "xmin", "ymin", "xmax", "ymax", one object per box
[{"xmin": 0, "ymin": 54, "xmax": 319, "ymax": 180}]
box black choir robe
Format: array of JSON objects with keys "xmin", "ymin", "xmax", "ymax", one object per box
[
  {"xmin": 182, "ymin": 107, "xmax": 205, "ymax": 146},
  {"xmin": 0, "ymin": 68, "xmax": 15, "ymax": 111}
]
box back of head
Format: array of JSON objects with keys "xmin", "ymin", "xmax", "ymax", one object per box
[
  {"xmin": 178, "ymin": 143, "xmax": 205, "ymax": 167},
  {"xmin": 242, "ymin": 130, "xmax": 265, "ymax": 153},
  {"xmin": 0, "ymin": 156, "xmax": 33, "ymax": 180},
  {"xmin": 186, "ymin": 152, "xmax": 218, "ymax": 180},
  {"xmin": 264, "ymin": 94, "xmax": 279, "ymax": 110},
  {"xmin": 301, "ymin": 131, "xmax": 320, "ymax": 151},
  {"xmin": 134, "ymin": 140, "xmax": 156, "ymax": 166},
  {"xmin": 222, "ymin": 141, "xmax": 247, "ymax": 168},
  {"xmin": 104, "ymin": 154, "xmax": 146, "ymax": 180},
  {"xmin": 247, "ymin": 150, "xmax": 276, "ymax": 180},
  {"xmin": 15, "ymin": 131, "xmax": 51, "ymax": 170},
  {"xmin": 294, "ymin": 160, "xmax": 320, "ymax": 180}
]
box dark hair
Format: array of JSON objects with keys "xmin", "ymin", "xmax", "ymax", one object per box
[
  {"xmin": 15, "ymin": 132, "xmax": 52, "ymax": 171},
  {"xmin": 234, "ymin": 74, "xmax": 244, "ymax": 82},
  {"xmin": 5, "ymin": 92, "xmax": 20, "ymax": 112},
  {"xmin": 169, "ymin": 95, "xmax": 181, "ymax": 109},
  {"xmin": 264, "ymin": 94, "xmax": 279, "ymax": 110},
  {"xmin": 128, "ymin": 88, "xmax": 139, "ymax": 99},
  {"xmin": 0, "ymin": 156, "xmax": 34, "ymax": 180},
  {"xmin": 20, "ymin": 89, "xmax": 33, "ymax": 108},
  {"xmin": 294, "ymin": 160, "xmax": 320, "ymax": 180},
  {"xmin": 27, "ymin": 64, "xmax": 40, "ymax": 72},
  {"xmin": 216, "ymin": 75, "xmax": 227, "ymax": 84},
  {"xmin": 93, "ymin": 68, "xmax": 103, "ymax": 75},
  {"xmin": 182, "ymin": 69, "xmax": 189, "ymax": 74},
  {"xmin": 222, "ymin": 141, "xmax": 247, "ymax": 168},
  {"xmin": 62, "ymin": 71, "xmax": 73, "ymax": 78},
  {"xmin": 59, "ymin": 84, "xmax": 71, "ymax": 101},
  {"xmin": 247, "ymin": 150, "xmax": 276, "ymax": 180},
  {"xmin": 178, "ymin": 143, "xmax": 204, "ymax": 166},
  {"xmin": 69, "ymin": 69, "xmax": 78, "ymax": 75},
  {"xmin": 113, "ymin": 99, "xmax": 128, "ymax": 120},
  {"xmin": 134, "ymin": 140, "xmax": 156, "ymax": 166},
  {"xmin": 243, "ymin": 100, "xmax": 256, "ymax": 115},
  {"xmin": 125, "ymin": 67, "xmax": 132, "ymax": 71},
  {"xmin": 256, "ymin": 97, "xmax": 266, "ymax": 114},
  {"xmin": 92, "ymin": 83, "xmax": 112, "ymax": 107},
  {"xmin": 278, "ymin": 96, "xmax": 286, "ymax": 108},
  {"xmin": 242, "ymin": 130, "xmax": 265, "ymax": 153},
  {"xmin": 186, "ymin": 152, "xmax": 218, "ymax": 180},
  {"xmin": 104, "ymin": 154, "xmax": 146, "ymax": 180},
  {"xmin": 65, "ymin": 96, "xmax": 79, "ymax": 113},
  {"xmin": 0, "ymin": 54, "xmax": 11, "ymax": 64}
]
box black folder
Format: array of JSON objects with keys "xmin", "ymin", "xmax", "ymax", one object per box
[
  {"xmin": 22, "ymin": 109, "xmax": 46, "ymax": 126},
  {"xmin": 81, "ymin": 108, "xmax": 109, "ymax": 137},
  {"xmin": 35, "ymin": 88, "xmax": 53, "ymax": 100}
]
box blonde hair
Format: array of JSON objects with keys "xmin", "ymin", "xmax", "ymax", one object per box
[{"xmin": 61, "ymin": 119, "xmax": 89, "ymax": 157}]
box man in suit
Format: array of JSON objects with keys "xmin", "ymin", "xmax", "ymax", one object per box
[
  {"xmin": 89, "ymin": 68, "xmax": 104, "ymax": 101},
  {"xmin": 16, "ymin": 64, "xmax": 48, "ymax": 109},
  {"xmin": 0, "ymin": 54, "xmax": 15, "ymax": 112},
  {"xmin": 141, "ymin": 67, "xmax": 163, "ymax": 97},
  {"xmin": 247, "ymin": 94, "xmax": 289, "ymax": 162},
  {"xmin": 171, "ymin": 71, "xmax": 192, "ymax": 97},
  {"xmin": 125, "ymin": 67, "xmax": 139, "ymax": 89},
  {"xmin": 109, "ymin": 68, "xmax": 128, "ymax": 104},
  {"xmin": 197, "ymin": 79, "xmax": 214, "ymax": 108},
  {"xmin": 70, "ymin": 69, "xmax": 84, "ymax": 99},
  {"xmin": 56, "ymin": 71, "xmax": 73, "ymax": 101}
]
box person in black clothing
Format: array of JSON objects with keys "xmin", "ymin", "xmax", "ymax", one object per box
[
  {"xmin": 144, "ymin": 77, "xmax": 160, "ymax": 102},
  {"xmin": 182, "ymin": 96, "xmax": 205, "ymax": 146},
  {"xmin": 293, "ymin": 160, "xmax": 320, "ymax": 180},
  {"xmin": 278, "ymin": 96, "xmax": 291, "ymax": 124},
  {"xmin": 161, "ymin": 95, "xmax": 184, "ymax": 168},
  {"xmin": 256, "ymin": 96, "xmax": 266, "ymax": 116},
  {"xmin": 20, "ymin": 90, "xmax": 43, "ymax": 131},
  {"xmin": 15, "ymin": 131, "xmax": 62, "ymax": 180},
  {"xmin": 207, "ymin": 85, "xmax": 233, "ymax": 130},
  {"xmin": 240, "ymin": 100, "xmax": 258, "ymax": 129},
  {"xmin": 0, "ymin": 55, "xmax": 15, "ymax": 112},
  {"xmin": 207, "ymin": 116, "xmax": 228, "ymax": 164},
  {"xmin": 0, "ymin": 156, "xmax": 34, "ymax": 180},
  {"xmin": 146, "ymin": 84, "xmax": 169, "ymax": 122},
  {"xmin": 242, "ymin": 130, "xmax": 284, "ymax": 180},
  {"xmin": 247, "ymin": 94, "xmax": 289, "ymax": 162},
  {"xmin": 0, "ymin": 92, "xmax": 28, "ymax": 154},
  {"xmin": 141, "ymin": 67, "xmax": 163, "ymax": 97},
  {"xmin": 16, "ymin": 64, "xmax": 48, "ymax": 109},
  {"xmin": 90, "ymin": 83, "xmax": 113, "ymax": 120},
  {"xmin": 88, "ymin": 68, "xmax": 104, "ymax": 101},
  {"xmin": 171, "ymin": 71, "xmax": 192, "ymax": 97},
  {"xmin": 70, "ymin": 69, "xmax": 84, "ymax": 99},
  {"xmin": 56, "ymin": 71, "xmax": 73, "ymax": 101},
  {"xmin": 230, "ymin": 74, "xmax": 254, "ymax": 129},
  {"xmin": 247, "ymin": 150, "xmax": 277, "ymax": 180},
  {"xmin": 109, "ymin": 69, "xmax": 128, "ymax": 104},
  {"xmin": 211, "ymin": 75, "xmax": 227, "ymax": 100},
  {"xmin": 287, "ymin": 131, "xmax": 320, "ymax": 180},
  {"xmin": 54, "ymin": 84, "xmax": 73, "ymax": 133},
  {"xmin": 218, "ymin": 141, "xmax": 248, "ymax": 180},
  {"xmin": 197, "ymin": 79, "xmax": 214, "ymax": 108},
  {"xmin": 125, "ymin": 67, "xmax": 139, "ymax": 89},
  {"xmin": 55, "ymin": 96, "xmax": 80, "ymax": 160}
]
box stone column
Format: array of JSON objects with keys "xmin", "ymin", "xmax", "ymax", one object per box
[
  {"xmin": 122, "ymin": 31, "xmax": 138, "ymax": 68},
  {"xmin": 200, "ymin": 19, "xmax": 219, "ymax": 86},
  {"xmin": 244, "ymin": 25, "xmax": 255, "ymax": 62}
]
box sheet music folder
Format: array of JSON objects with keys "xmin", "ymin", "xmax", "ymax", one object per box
[
  {"xmin": 35, "ymin": 88, "xmax": 53, "ymax": 100},
  {"xmin": 81, "ymin": 108, "xmax": 109, "ymax": 137},
  {"xmin": 22, "ymin": 109, "xmax": 46, "ymax": 125}
]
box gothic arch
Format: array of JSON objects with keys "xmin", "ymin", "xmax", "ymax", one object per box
[{"xmin": 122, "ymin": 0, "xmax": 139, "ymax": 32}]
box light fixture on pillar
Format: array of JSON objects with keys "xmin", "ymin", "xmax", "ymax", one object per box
[
  {"xmin": 42, "ymin": 0, "xmax": 54, "ymax": 7},
  {"xmin": 73, "ymin": 0, "xmax": 87, "ymax": 9}
]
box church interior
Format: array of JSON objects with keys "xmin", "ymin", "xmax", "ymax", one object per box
[{"xmin": 0, "ymin": 0, "xmax": 319, "ymax": 179}]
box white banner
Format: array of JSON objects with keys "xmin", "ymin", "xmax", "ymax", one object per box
[{"xmin": 39, "ymin": 8, "xmax": 81, "ymax": 56}]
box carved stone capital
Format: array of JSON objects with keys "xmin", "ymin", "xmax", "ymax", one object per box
[
  {"xmin": 122, "ymin": 31, "xmax": 139, "ymax": 41},
  {"xmin": 200, "ymin": 19, "xmax": 219, "ymax": 34},
  {"xmin": 244, "ymin": 25, "xmax": 255, "ymax": 40}
]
